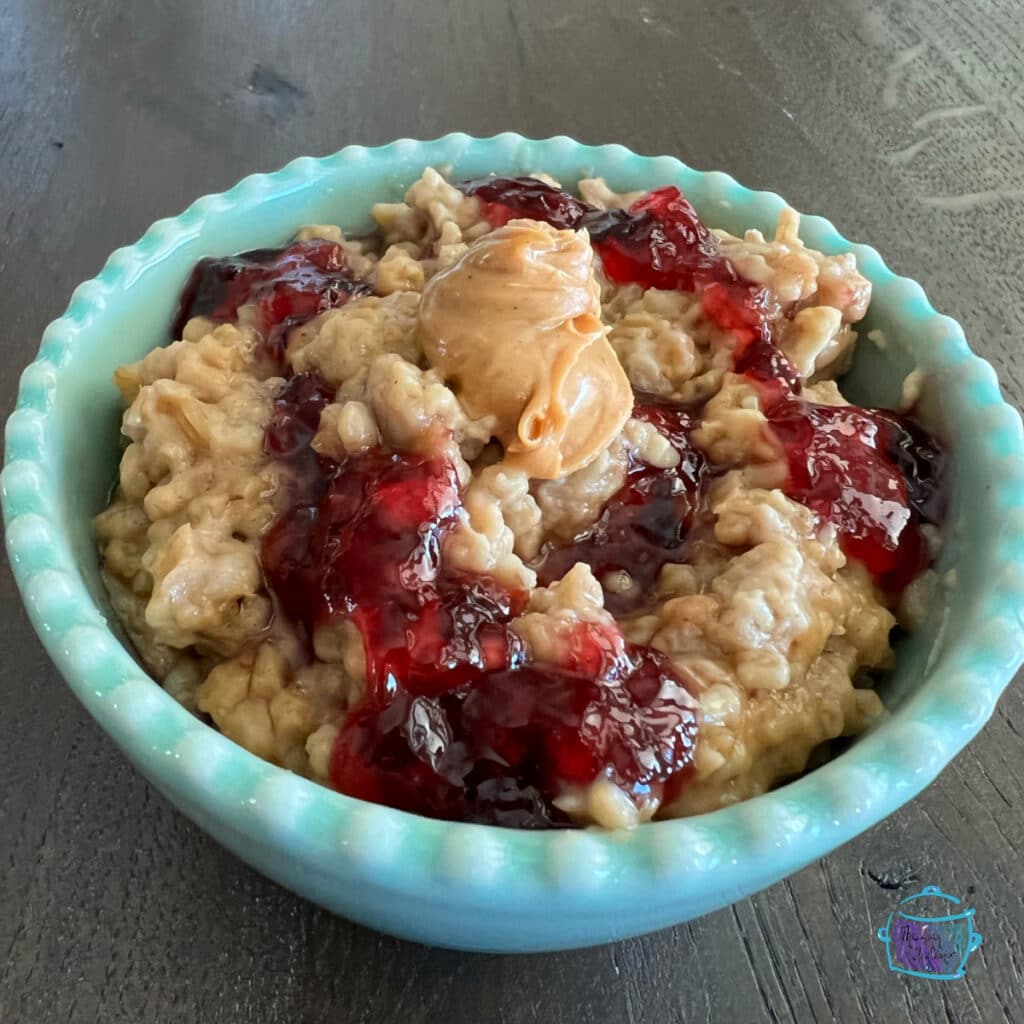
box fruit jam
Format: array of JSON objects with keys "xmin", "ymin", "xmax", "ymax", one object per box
[
  {"xmin": 765, "ymin": 397, "xmax": 944, "ymax": 592},
  {"xmin": 330, "ymin": 622, "xmax": 698, "ymax": 828},
  {"xmin": 259, "ymin": 378, "xmax": 698, "ymax": 827},
  {"xmin": 172, "ymin": 239, "xmax": 371, "ymax": 361},
  {"xmin": 536, "ymin": 401, "xmax": 707, "ymax": 614},
  {"xmin": 462, "ymin": 175, "xmax": 945, "ymax": 591}
]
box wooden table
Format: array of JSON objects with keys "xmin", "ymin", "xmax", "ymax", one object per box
[{"xmin": 3, "ymin": 1, "xmax": 1023, "ymax": 1020}]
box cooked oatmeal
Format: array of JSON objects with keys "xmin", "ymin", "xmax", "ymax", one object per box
[{"xmin": 96, "ymin": 168, "xmax": 945, "ymax": 828}]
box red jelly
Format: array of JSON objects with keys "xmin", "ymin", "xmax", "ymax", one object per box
[
  {"xmin": 172, "ymin": 239, "xmax": 371, "ymax": 361},
  {"xmin": 319, "ymin": 452, "xmax": 523, "ymax": 695},
  {"xmin": 537, "ymin": 401, "xmax": 706, "ymax": 613},
  {"xmin": 259, "ymin": 372, "xmax": 337, "ymax": 624},
  {"xmin": 588, "ymin": 188, "xmax": 740, "ymax": 290},
  {"xmin": 258, "ymin": 383, "xmax": 699, "ymax": 826},
  {"xmin": 328, "ymin": 621, "xmax": 698, "ymax": 828},
  {"xmin": 587, "ymin": 188, "xmax": 806, "ymax": 388},
  {"xmin": 264, "ymin": 371, "xmax": 335, "ymax": 462},
  {"xmin": 459, "ymin": 175, "xmax": 592, "ymax": 230},
  {"xmin": 262, "ymin": 442, "xmax": 522, "ymax": 684},
  {"xmin": 765, "ymin": 398, "xmax": 944, "ymax": 591}
]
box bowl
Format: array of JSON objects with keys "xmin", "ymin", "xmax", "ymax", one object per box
[{"xmin": 5, "ymin": 133, "xmax": 1024, "ymax": 953}]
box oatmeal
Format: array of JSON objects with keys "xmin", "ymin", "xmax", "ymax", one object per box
[{"xmin": 96, "ymin": 169, "xmax": 946, "ymax": 829}]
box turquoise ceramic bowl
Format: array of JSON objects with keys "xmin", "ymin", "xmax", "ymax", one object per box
[{"xmin": 5, "ymin": 134, "xmax": 1024, "ymax": 953}]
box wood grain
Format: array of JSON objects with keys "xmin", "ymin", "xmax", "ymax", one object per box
[{"xmin": 2, "ymin": 1, "xmax": 1023, "ymax": 1020}]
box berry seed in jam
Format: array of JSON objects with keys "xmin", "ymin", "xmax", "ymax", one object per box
[
  {"xmin": 537, "ymin": 401, "xmax": 706, "ymax": 613},
  {"xmin": 172, "ymin": 238, "xmax": 371, "ymax": 362}
]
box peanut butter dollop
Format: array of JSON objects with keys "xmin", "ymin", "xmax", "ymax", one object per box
[{"xmin": 417, "ymin": 219, "xmax": 632, "ymax": 479}]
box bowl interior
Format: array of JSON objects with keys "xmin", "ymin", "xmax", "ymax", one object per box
[{"xmin": 54, "ymin": 143, "xmax": 974, "ymax": 723}]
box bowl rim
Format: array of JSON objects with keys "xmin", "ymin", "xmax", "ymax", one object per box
[{"xmin": 5, "ymin": 132, "xmax": 1024, "ymax": 900}]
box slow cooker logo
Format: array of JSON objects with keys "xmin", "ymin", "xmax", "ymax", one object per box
[{"xmin": 876, "ymin": 885, "xmax": 983, "ymax": 980}]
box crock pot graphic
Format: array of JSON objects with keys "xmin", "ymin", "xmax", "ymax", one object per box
[{"xmin": 877, "ymin": 886, "xmax": 983, "ymax": 979}]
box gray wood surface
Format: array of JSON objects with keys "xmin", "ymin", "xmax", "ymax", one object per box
[{"xmin": 2, "ymin": 1, "xmax": 1023, "ymax": 1021}]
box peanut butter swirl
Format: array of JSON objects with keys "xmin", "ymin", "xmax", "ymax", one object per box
[{"xmin": 417, "ymin": 219, "xmax": 632, "ymax": 479}]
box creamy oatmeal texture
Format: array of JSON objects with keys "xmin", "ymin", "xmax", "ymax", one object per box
[{"xmin": 96, "ymin": 168, "xmax": 943, "ymax": 829}]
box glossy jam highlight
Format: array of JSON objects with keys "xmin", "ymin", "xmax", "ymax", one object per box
[
  {"xmin": 172, "ymin": 239, "xmax": 371, "ymax": 360},
  {"xmin": 537, "ymin": 401, "xmax": 707, "ymax": 613}
]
